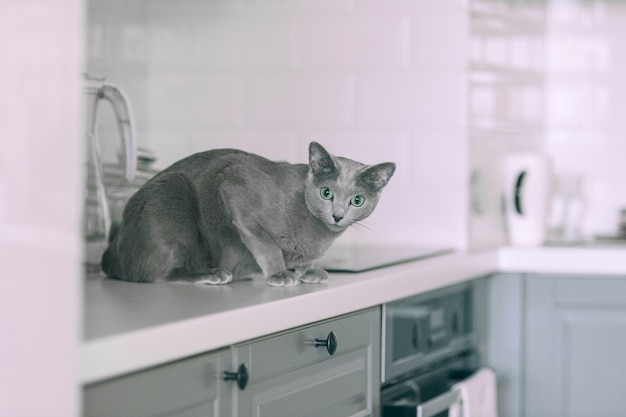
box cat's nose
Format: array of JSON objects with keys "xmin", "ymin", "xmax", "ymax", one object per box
[{"xmin": 332, "ymin": 214, "xmax": 343, "ymax": 223}]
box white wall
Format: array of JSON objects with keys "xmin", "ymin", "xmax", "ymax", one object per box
[
  {"xmin": 545, "ymin": 0, "xmax": 626, "ymax": 236},
  {"xmin": 0, "ymin": 0, "xmax": 83, "ymax": 416},
  {"xmin": 86, "ymin": 0, "xmax": 470, "ymax": 248},
  {"xmin": 468, "ymin": 0, "xmax": 626, "ymax": 249},
  {"xmin": 467, "ymin": 0, "xmax": 547, "ymax": 250}
]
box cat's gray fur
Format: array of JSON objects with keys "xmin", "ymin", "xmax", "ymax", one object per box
[{"xmin": 101, "ymin": 142, "xmax": 395, "ymax": 287}]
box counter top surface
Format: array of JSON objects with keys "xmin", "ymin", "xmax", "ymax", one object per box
[
  {"xmin": 499, "ymin": 245, "xmax": 626, "ymax": 275},
  {"xmin": 81, "ymin": 245, "xmax": 625, "ymax": 385}
]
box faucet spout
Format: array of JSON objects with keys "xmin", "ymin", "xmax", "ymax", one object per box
[{"xmin": 99, "ymin": 84, "xmax": 136, "ymax": 182}]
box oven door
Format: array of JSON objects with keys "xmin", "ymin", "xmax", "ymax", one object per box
[
  {"xmin": 382, "ymin": 367, "xmax": 475, "ymax": 417},
  {"xmin": 382, "ymin": 280, "xmax": 486, "ymax": 383}
]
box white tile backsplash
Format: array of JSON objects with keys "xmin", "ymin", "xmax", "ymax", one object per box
[
  {"xmin": 468, "ymin": 0, "xmax": 547, "ymax": 249},
  {"xmin": 355, "ymin": 73, "xmax": 466, "ymax": 128},
  {"xmin": 148, "ymin": 74, "xmax": 244, "ymax": 129},
  {"xmin": 412, "ymin": 12, "xmax": 468, "ymax": 70},
  {"xmin": 190, "ymin": 15, "xmax": 296, "ymax": 70},
  {"xmin": 299, "ymin": 15, "xmax": 411, "ymax": 70},
  {"xmin": 243, "ymin": 74, "xmax": 354, "ymax": 129},
  {"xmin": 410, "ymin": 130, "xmax": 467, "ymax": 190},
  {"xmin": 544, "ymin": 0, "xmax": 626, "ymax": 237},
  {"xmin": 370, "ymin": 187, "xmax": 468, "ymax": 246},
  {"xmin": 85, "ymin": 0, "xmax": 626, "ymax": 247},
  {"xmin": 356, "ymin": 0, "xmax": 467, "ymax": 13},
  {"xmin": 87, "ymin": 0, "xmax": 468, "ymax": 248},
  {"xmin": 148, "ymin": 131, "xmax": 193, "ymax": 168},
  {"xmin": 245, "ymin": 0, "xmax": 355, "ymax": 14},
  {"xmin": 468, "ymin": 0, "xmax": 626, "ymax": 245},
  {"xmin": 190, "ymin": 132, "xmax": 300, "ymax": 164}
]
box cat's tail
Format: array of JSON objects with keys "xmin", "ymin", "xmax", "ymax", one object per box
[
  {"xmin": 101, "ymin": 247, "xmax": 113, "ymax": 276},
  {"xmin": 101, "ymin": 225, "xmax": 120, "ymax": 278},
  {"xmin": 108, "ymin": 222, "xmax": 120, "ymax": 244}
]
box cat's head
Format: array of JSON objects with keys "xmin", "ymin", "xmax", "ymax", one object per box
[{"xmin": 304, "ymin": 141, "xmax": 395, "ymax": 233}]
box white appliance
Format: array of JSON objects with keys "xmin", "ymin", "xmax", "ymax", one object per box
[{"xmin": 503, "ymin": 153, "xmax": 551, "ymax": 246}]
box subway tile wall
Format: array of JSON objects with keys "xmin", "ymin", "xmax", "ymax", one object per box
[
  {"xmin": 86, "ymin": 0, "xmax": 469, "ymax": 247},
  {"xmin": 545, "ymin": 0, "xmax": 626, "ymax": 236},
  {"xmin": 468, "ymin": 0, "xmax": 626, "ymax": 247},
  {"xmin": 468, "ymin": 0, "xmax": 547, "ymax": 250}
]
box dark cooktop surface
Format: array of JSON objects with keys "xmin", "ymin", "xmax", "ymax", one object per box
[{"xmin": 317, "ymin": 244, "xmax": 454, "ymax": 273}]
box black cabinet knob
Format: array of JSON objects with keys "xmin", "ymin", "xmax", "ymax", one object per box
[
  {"xmin": 223, "ymin": 364, "xmax": 249, "ymax": 391},
  {"xmin": 314, "ymin": 331, "xmax": 338, "ymax": 355}
]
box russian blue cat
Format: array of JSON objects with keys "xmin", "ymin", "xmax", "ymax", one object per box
[{"xmin": 102, "ymin": 142, "xmax": 395, "ymax": 286}]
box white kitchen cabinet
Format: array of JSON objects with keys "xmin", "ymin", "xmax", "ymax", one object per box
[
  {"xmin": 234, "ymin": 307, "xmax": 381, "ymax": 417},
  {"xmin": 83, "ymin": 308, "xmax": 380, "ymax": 417},
  {"xmin": 524, "ymin": 274, "xmax": 626, "ymax": 417}
]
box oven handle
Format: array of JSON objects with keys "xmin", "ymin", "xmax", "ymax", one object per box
[{"xmin": 416, "ymin": 389, "xmax": 461, "ymax": 417}]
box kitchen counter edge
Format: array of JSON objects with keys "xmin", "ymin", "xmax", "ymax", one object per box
[{"xmin": 80, "ymin": 246, "xmax": 626, "ymax": 385}]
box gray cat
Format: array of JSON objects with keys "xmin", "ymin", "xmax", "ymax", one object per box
[{"xmin": 102, "ymin": 142, "xmax": 395, "ymax": 287}]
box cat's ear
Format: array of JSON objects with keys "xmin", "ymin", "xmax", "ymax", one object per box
[
  {"xmin": 358, "ymin": 162, "xmax": 396, "ymax": 191},
  {"xmin": 308, "ymin": 142, "xmax": 337, "ymax": 178}
]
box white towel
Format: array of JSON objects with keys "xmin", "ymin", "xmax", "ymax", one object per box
[{"xmin": 448, "ymin": 368, "xmax": 498, "ymax": 417}]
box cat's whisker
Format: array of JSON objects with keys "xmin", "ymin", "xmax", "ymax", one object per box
[{"xmin": 351, "ymin": 220, "xmax": 379, "ymax": 240}]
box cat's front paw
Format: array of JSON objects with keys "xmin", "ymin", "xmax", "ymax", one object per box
[
  {"xmin": 297, "ymin": 267, "xmax": 328, "ymax": 284},
  {"xmin": 267, "ymin": 270, "xmax": 300, "ymax": 287},
  {"xmin": 194, "ymin": 268, "xmax": 233, "ymax": 285}
]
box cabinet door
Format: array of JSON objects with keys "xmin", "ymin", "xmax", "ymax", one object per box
[
  {"xmin": 234, "ymin": 308, "xmax": 380, "ymax": 417},
  {"xmin": 84, "ymin": 349, "xmax": 233, "ymax": 417},
  {"xmin": 525, "ymin": 275, "xmax": 626, "ymax": 417},
  {"xmin": 486, "ymin": 273, "xmax": 525, "ymax": 417}
]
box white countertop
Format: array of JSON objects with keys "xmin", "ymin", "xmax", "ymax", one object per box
[
  {"xmin": 499, "ymin": 245, "xmax": 626, "ymax": 275},
  {"xmin": 80, "ymin": 245, "xmax": 626, "ymax": 385}
]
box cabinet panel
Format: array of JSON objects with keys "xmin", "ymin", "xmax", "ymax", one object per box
[
  {"xmin": 525, "ymin": 275, "xmax": 626, "ymax": 417},
  {"xmin": 245, "ymin": 309, "xmax": 374, "ymax": 381},
  {"xmin": 84, "ymin": 349, "xmax": 232, "ymax": 417},
  {"xmin": 554, "ymin": 275, "xmax": 626, "ymax": 306},
  {"xmin": 84, "ymin": 309, "xmax": 381, "ymax": 417},
  {"xmin": 235, "ymin": 308, "xmax": 380, "ymax": 417},
  {"xmin": 251, "ymin": 350, "xmax": 370, "ymax": 417},
  {"xmin": 556, "ymin": 309, "xmax": 626, "ymax": 417},
  {"xmin": 486, "ymin": 273, "xmax": 524, "ymax": 417}
]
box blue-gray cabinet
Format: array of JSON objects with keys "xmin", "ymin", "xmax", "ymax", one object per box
[
  {"xmin": 234, "ymin": 307, "xmax": 381, "ymax": 417},
  {"xmin": 84, "ymin": 348, "xmax": 233, "ymax": 417},
  {"xmin": 486, "ymin": 273, "xmax": 525, "ymax": 417},
  {"xmin": 487, "ymin": 273, "xmax": 626, "ymax": 417},
  {"xmin": 83, "ymin": 308, "xmax": 380, "ymax": 417},
  {"xmin": 524, "ymin": 274, "xmax": 626, "ymax": 417}
]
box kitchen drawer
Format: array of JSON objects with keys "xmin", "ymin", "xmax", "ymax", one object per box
[
  {"xmin": 234, "ymin": 307, "xmax": 381, "ymax": 417},
  {"xmin": 238, "ymin": 308, "xmax": 377, "ymax": 382},
  {"xmin": 83, "ymin": 349, "xmax": 232, "ymax": 417},
  {"xmin": 245, "ymin": 349, "xmax": 371, "ymax": 417}
]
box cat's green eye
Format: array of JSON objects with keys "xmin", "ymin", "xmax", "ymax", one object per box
[
  {"xmin": 350, "ymin": 195, "xmax": 365, "ymax": 207},
  {"xmin": 320, "ymin": 187, "xmax": 334, "ymax": 200}
]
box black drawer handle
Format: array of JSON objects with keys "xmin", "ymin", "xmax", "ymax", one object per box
[
  {"xmin": 314, "ymin": 331, "xmax": 338, "ymax": 355},
  {"xmin": 223, "ymin": 364, "xmax": 249, "ymax": 391}
]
